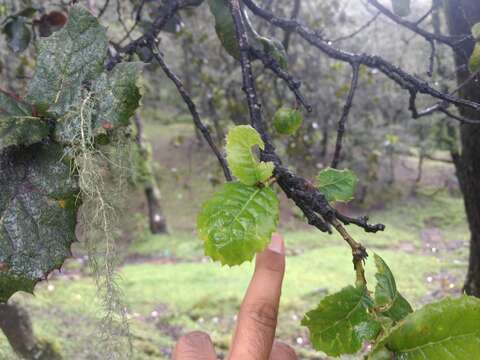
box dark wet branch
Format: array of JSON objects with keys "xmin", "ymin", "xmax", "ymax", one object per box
[
  {"xmin": 242, "ymin": 0, "xmax": 480, "ymax": 118},
  {"xmin": 106, "ymin": 0, "xmax": 204, "ymax": 70},
  {"xmin": 409, "ymin": 87, "xmax": 480, "ymax": 124},
  {"xmin": 414, "ymin": 1, "xmax": 438, "ymax": 26},
  {"xmin": 331, "ymin": 63, "xmax": 360, "ymax": 169},
  {"xmin": 334, "ymin": 211, "xmax": 386, "ymax": 233},
  {"xmin": 427, "ymin": 39, "xmax": 436, "ymax": 77},
  {"xmin": 153, "ymin": 49, "xmax": 232, "ymax": 182},
  {"xmin": 367, "ymin": 0, "xmax": 470, "ymax": 50},
  {"xmin": 249, "ymin": 47, "xmax": 312, "ymax": 112}
]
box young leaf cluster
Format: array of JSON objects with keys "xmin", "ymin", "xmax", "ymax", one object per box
[{"xmin": 197, "ymin": 125, "xmax": 279, "ymax": 266}]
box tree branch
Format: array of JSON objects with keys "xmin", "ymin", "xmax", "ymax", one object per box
[
  {"xmin": 153, "ymin": 49, "xmax": 232, "ymax": 182},
  {"xmin": 249, "ymin": 47, "xmax": 312, "ymax": 112},
  {"xmin": 331, "ymin": 63, "xmax": 360, "ymax": 168},
  {"xmin": 106, "ymin": 0, "xmax": 204, "ymax": 69},
  {"xmin": 367, "ymin": 0, "xmax": 470, "ymax": 50},
  {"xmin": 242, "ymin": 0, "xmax": 480, "ymax": 118}
]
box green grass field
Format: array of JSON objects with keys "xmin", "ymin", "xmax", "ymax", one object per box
[{"xmin": 0, "ymin": 122, "xmax": 470, "ymax": 359}]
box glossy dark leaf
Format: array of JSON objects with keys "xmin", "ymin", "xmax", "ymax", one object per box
[
  {"xmin": 302, "ymin": 285, "xmax": 381, "ymax": 356},
  {"xmin": 0, "ymin": 143, "xmax": 79, "ymax": 303},
  {"xmin": 0, "ymin": 116, "xmax": 49, "ymax": 151}
]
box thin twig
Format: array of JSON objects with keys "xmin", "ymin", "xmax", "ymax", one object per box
[
  {"xmin": 332, "ymin": 12, "xmax": 380, "ymax": 43},
  {"xmin": 249, "ymin": 47, "xmax": 312, "ymax": 112},
  {"xmin": 117, "ymin": 0, "xmax": 147, "ymax": 44},
  {"xmin": 106, "ymin": 0, "xmax": 181, "ymax": 70},
  {"xmin": 367, "ymin": 0, "xmax": 470, "ymax": 50},
  {"xmin": 242, "ymin": 0, "xmax": 480, "ymax": 118},
  {"xmin": 153, "ymin": 49, "xmax": 232, "ymax": 182},
  {"xmin": 97, "ymin": 0, "xmax": 110, "ymax": 18},
  {"xmin": 331, "ymin": 63, "xmax": 360, "ymax": 168}
]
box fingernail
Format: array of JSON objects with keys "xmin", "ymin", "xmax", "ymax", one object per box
[{"xmin": 268, "ymin": 233, "xmax": 284, "ymax": 254}]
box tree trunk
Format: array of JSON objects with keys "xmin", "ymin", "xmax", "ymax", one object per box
[
  {"xmin": 444, "ymin": 0, "xmax": 480, "ymax": 296},
  {"xmin": 134, "ymin": 114, "xmax": 168, "ymax": 234},
  {"xmin": 145, "ymin": 186, "xmax": 168, "ymax": 234},
  {"xmin": 0, "ymin": 303, "xmax": 62, "ymax": 360}
]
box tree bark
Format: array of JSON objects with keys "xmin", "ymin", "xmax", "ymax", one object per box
[
  {"xmin": 134, "ymin": 114, "xmax": 168, "ymax": 234},
  {"xmin": 145, "ymin": 186, "xmax": 168, "ymax": 234},
  {"xmin": 0, "ymin": 303, "xmax": 62, "ymax": 360},
  {"xmin": 444, "ymin": 0, "xmax": 480, "ymax": 296}
]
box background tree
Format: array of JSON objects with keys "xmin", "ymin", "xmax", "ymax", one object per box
[{"xmin": 444, "ymin": 0, "xmax": 480, "ymax": 296}]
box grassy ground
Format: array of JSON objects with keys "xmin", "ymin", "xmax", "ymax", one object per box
[{"xmin": 0, "ymin": 122, "xmax": 470, "ymax": 359}]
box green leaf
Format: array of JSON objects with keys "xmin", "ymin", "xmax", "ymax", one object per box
[
  {"xmin": 54, "ymin": 62, "xmax": 143, "ymax": 144},
  {"xmin": 208, "ymin": 0, "xmax": 240, "ymax": 59},
  {"xmin": 27, "ymin": 5, "xmax": 108, "ymax": 116},
  {"xmin": 259, "ymin": 36, "xmax": 288, "ymax": 70},
  {"xmin": 2, "ymin": 17, "xmax": 31, "ymax": 53},
  {"xmin": 93, "ymin": 62, "xmax": 143, "ymax": 130},
  {"xmin": 197, "ymin": 181, "xmax": 279, "ymax": 266},
  {"xmin": 374, "ymin": 254, "xmax": 413, "ymax": 322},
  {"xmin": 0, "ymin": 143, "xmax": 79, "ymax": 303},
  {"xmin": 226, "ymin": 125, "xmax": 274, "ymax": 186},
  {"xmin": 468, "ymin": 43, "xmax": 480, "ymax": 74},
  {"xmin": 302, "ymin": 285, "xmax": 381, "ymax": 357},
  {"xmin": 0, "ymin": 90, "xmax": 32, "ymax": 116},
  {"xmin": 316, "ymin": 167, "xmax": 358, "ymax": 202},
  {"xmin": 472, "ymin": 23, "xmax": 480, "ymax": 41},
  {"xmin": 391, "ymin": 0, "xmax": 410, "ymax": 17},
  {"xmin": 273, "ymin": 107, "xmax": 303, "ymax": 135},
  {"xmin": 0, "ymin": 116, "xmax": 49, "ymax": 151},
  {"xmin": 207, "ymin": 0, "xmax": 287, "ymax": 69},
  {"xmin": 368, "ymin": 296, "xmax": 480, "ymax": 359}
]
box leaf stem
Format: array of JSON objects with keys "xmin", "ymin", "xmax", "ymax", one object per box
[{"xmin": 331, "ymin": 218, "xmax": 368, "ymax": 287}]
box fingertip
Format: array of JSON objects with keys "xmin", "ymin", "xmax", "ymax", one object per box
[
  {"xmin": 255, "ymin": 233, "xmax": 285, "ymax": 274},
  {"xmin": 268, "ymin": 232, "xmax": 284, "ymax": 254}
]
